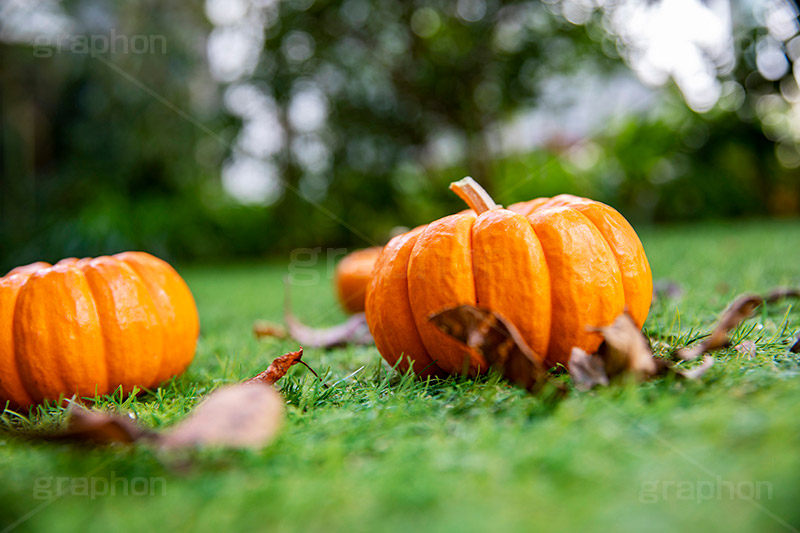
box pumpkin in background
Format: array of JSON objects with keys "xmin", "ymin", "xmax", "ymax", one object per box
[
  {"xmin": 365, "ymin": 178, "xmax": 652, "ymax": 377},
  {"xmin": 0, "ymin": 252, "xmax": 199, "ymax": 407},
  {"xmin": 334, "ymin": 247, "xmax": 383, "ymax": 314}
]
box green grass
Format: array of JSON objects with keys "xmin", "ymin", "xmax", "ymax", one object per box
[{"xmin": 2, "ymin": 219, "xmax": 800, "ymax": 533}]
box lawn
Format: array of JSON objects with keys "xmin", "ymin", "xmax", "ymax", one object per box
[{"xmin": 2, "ymin": 219, "xmax": 800, "ymax": 533}]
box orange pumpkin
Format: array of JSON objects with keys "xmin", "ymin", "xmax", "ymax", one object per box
[
  {"xmin": 0, "ymin": 252, "xmax": 199, "ymax": 407},
  {"xmin": 365, "ymin": 178, "xmax": 652, "ymax": 377},
  {"xmin": 334, "ymin": 247, "xmax": 383, "ymax": 314}
]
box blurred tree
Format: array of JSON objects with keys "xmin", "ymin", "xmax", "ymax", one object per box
[
  {"xmin": 0, "ymin": 0, "xmax": 797, "ymax": 272},
  {"xmin": 239, "ymin": 0, "xmax": 619, "ymax": 244},
  {"xmin": 0, "ymin": 1, "xmax": 244, "ymax": 271}
]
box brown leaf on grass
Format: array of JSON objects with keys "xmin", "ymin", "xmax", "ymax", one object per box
[
  {"xmin": 676, "ymin": 294, "xmax": 763, "ymax": 360},
  {"xmin": 159, "ymin": 383, "xmax": 284, "ymax": 450},
  {"xmin": 285, "ymin": 312, "xmax": 373, "ymax": 348},
  {"xmin": 429, "ymin": 305, "xmax": 554, "ymax": 392},
  {"xmin": 279, "ymin": 280, "xmax": 373, "ymax": 348},
  {"xmin": 790, "ymin": 335, "xmax": 800, "ymax": 354},
  {"xmin": 49, "ymin": 384, "xmax": 286, "ymax": 451},
  {"xmin": 734, "ymin": 340, "xmax": 757, "ymax": 359},
  {"xmin": 61, "ymin": 383, "xmax": 285, "ymax": 451},
  {"xmin": 764, "ymin": 287, "xmax": 800, "ymax": 303},
  {"xmin": 52, "ymin": 406, "xmax": 154, "ymax": 445},
  {"xmin": 568, "ymin": 348, "xmax": 609, "ymax": 390},
  {"xmin": 253, "ymin": 320, "xmax": 288, "ymax": 340},
  {"xmin": 245, "ymin": 348, "xmax": 318, "ymax": 385},
  {"xmin": 588, "ymin": 313, "xmax": 661, "ymax": 379},
  {"xmin": 567, "ymin": 312, "xmax": 712, "ymax": 388},
  {"xmin": 35, "ymin": 348, "xmax": 302, "ymax": 450}
]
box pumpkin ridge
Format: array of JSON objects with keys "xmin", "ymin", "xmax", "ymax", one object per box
[
  {"xmin": 466, "ymin": 217, "xmax": 485, "ymax": 375},
  {"xmin": 114, "ymin": 252, "xmax": 199, "ymax": 384},
  {"xmin": 555, "ymin": 200, "xmax": 652, "ymax": 327},
  {"xmin": 579, "ymin": 211, "xmax": 627, "ymax": 309},
  {"xmin": 0, "ymin": 271, "xmax": 39, "ymax": 406},
  {"xmin": 473, "ymin": 209, "xmax": 552, "ymax": 363},
  {"xmin": 66, "ymin": 265, "xmax": 111, "ymax": 400},
  {"xmin": 520, "ymin": 218, "xmax": 554, "ymax": 360},
  {"xmin": 469, "ymin": 216, "xmax": 479, "ymax": 308},
  {"xmin": 366, "ymin": 227, "xmax": 442, "ymax": 377},
  {"xmin": 80, "ymin": 257, "xmax": 164, "ymax": 395},
  {"xmin": 408, "ymin": 213, "xmax": 484, "ymax": 375},
  {"xmin": 115, "ymin": 255, "xmax": 170, "ymax": 383},
  {"xmin": 106, "ymin": 257, "xmax": 166, "ymax": 387},
  {"xmin": 79, "ymin": 260, "xmax": 114, "ymax": 397},
  {"xmin": 13, "ymin": 272, "xmax": 39, "ymax": 405},
  {"xmin": 396, "ymin": 230, "xmax": 444, "ymax": 376},
  {"xmin": 14, "ymin": 265, "xmax": 110, "ymax": 403},
  {"xmin": 526, "ymin": 206, "xmax": 625, "ymax": 365}
]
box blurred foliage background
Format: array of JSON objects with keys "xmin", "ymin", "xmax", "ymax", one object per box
[{"xmin": 1, "ymin": 0, "xmax": 799, "ymax": 272}]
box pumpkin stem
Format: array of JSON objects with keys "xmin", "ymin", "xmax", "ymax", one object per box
[{"xmin": 449, "ymin": 177, "xmax": 501, "ymax": 215}]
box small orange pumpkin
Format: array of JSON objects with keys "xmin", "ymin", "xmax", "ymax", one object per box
[
  {"xmin": 334, "ymin": 247, "xmax": 383, "ymax": 314},
  {"xmin": 0, "ymin": 252, "xmax": 199, "ymax": 407},
  {"xmin": 365, "ymin": 178, "xmax": 652, "ymax": 377}
]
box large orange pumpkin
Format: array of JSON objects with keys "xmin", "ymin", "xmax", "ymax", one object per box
[
  {"xmin": 334, "ymin": 247, "xmax": 383, "ymax": 314},
  {"xmin": 0, "ymin": 252, "xmax": 199, "ymax": 407},
  {"xmin": 365, "ymin": 178, "xmax": 652, "ymax": 377}
]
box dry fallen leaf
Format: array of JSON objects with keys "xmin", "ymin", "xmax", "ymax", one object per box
[
  {"xmin": 49, "ymin": 385, "xmax": 285, "ymax": 451},
  {"xmin": 285, "ymin": 312, "xmax": 373, "ymax": 348},
  {"xmin": 790, "ymin": 335, "xmax": 800, "ymax": 354},
  {"xmin": 253, "ymin": 320, "xmax": 288, "ymax": 340},
  {"xmin": 568, "ymin": 311, "xmax": 709, "ymax": 389},
  {"xmin": 53, "ymin": 406, "xmax": 154, "ymax": 445},
  {"xmin": 36, "ymin": 349, "xmax": 313, "ymax": 450},
  {"xmin": 254, "ymin": 280, "xmax": 373, "ymax": 348},
  {"xmin": 245, "ymin": 347, "xmax": 321, "ymax": 385},
  {"xmin": 159, "ymin": 384, "xmax": 284, "ymax": 450},
  {"xmin": 677, "ymin": 294, "xmax": 763, "ymax": 360},
  {"xmin": 734, "ymin": 340, "xmax": 757, "ymax": 359},
  {"xmin": 589, "ymin": 313, "xmax": 660, "ymax": 379},
  {"xmin": 764, "ymin": 287, "xmax": 800, "ymax": 303},
  {"xmin": 429, "ymin": 305, "xmax": 554, "ymax": 392},
  {"xmin": 568, "ymin": 348, "xmax": 609, "ymax": 390}
]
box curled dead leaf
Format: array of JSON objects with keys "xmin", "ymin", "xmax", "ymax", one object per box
[
  {"xmin": 245, "ymin": 347, "xmax": 322, "ymax": 385},
  {"xmin": 285, "ymin": 312, "xmax": 372, "ymax": 348},
  {"xmin": 734, "ymin": 340, "xmax": 757, "ymax": 359},
  {"xmin": 764, "ymin": 287, "xmax": 800, "ymax": 303},
  {"xmin": 677, "ymin": 294, "xmax": 763, "ymax": 360},
  {"xmin": 567, "ymin": 311, "xmax": 711, "ymax": 388},
  {"xmin": 33, "ymin": 349, "xmax": 309, "ymax": 450},
  {"xmin": 588, "ymin": 313, "xmax": 660, "ymax": 379},
  {"xmin": 159, "ymin": 384, "xmax": 284, "ymax": 451},
  {"xmin": 568, "ymin": 348, "xmax": 609, "ymax": 390},
  {"xmin": 253, "ymin": 320, "xmax": 288, "ymax": 340},
  {"xmin": 253, "ymin": 280, "xmax": 373, "ymax": 348},
  {"xmin": 54, "ymin": 406, "xmax": 154, "ymax": 445},
  {"xmin": 429, "ymin": 305, "xmax": 555, "ymax": 392},
  {"xmin": 50, "ymin": 385, "xmax": 285, "ymax": 451},
  {"xmin": 790, "ymin": 335, "xmax": 800, "ymax": 354}
]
